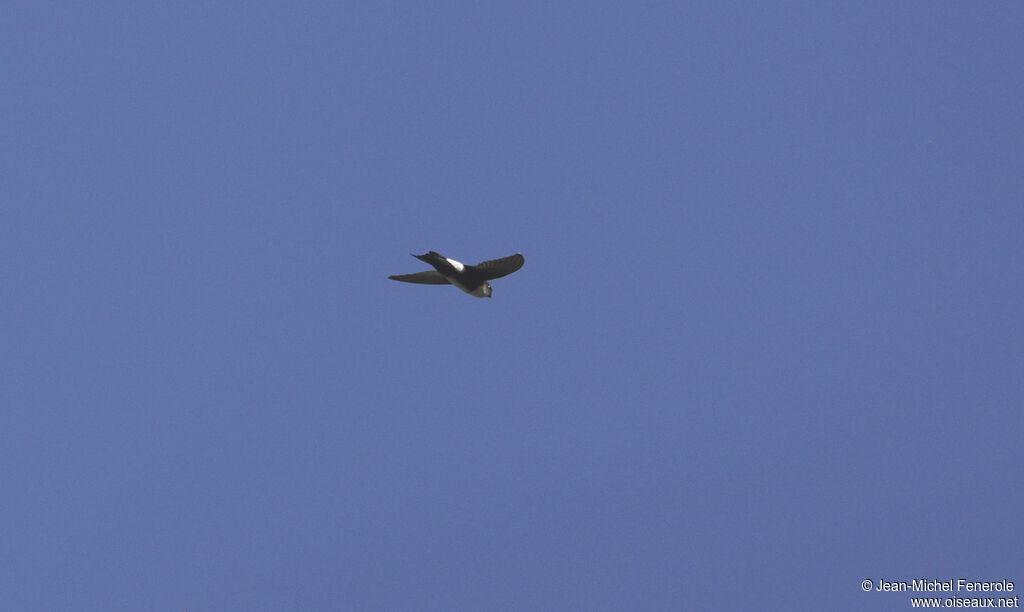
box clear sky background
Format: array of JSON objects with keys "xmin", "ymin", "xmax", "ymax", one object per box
[{"xmin": 3, "ymin": 3, "xmax": 1022, "ymax": 611}]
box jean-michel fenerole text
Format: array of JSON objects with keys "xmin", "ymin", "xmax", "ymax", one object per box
[{"xmin": 874, "ymin": 579, "xmax": 1014, "ymax": 593}]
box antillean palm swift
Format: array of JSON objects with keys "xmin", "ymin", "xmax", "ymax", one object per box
[{"xmin": 388, "ymin": 251, "xmax": 524, "ymax": 298}]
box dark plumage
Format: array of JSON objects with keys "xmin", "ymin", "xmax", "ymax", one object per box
[{"xmin": 389, "ymin": 251, "xmax": 524, "ymax": 298}]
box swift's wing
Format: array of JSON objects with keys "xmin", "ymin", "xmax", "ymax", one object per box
[
  {"xmin": 388, "ymin": 270, "xmax": 451, "ymax": 285},
  {"xmin": 474, "ymin": 253, "xmax": 525, "ymax": 280}
]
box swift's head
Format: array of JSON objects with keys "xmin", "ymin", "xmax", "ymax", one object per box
[{"xmin": 470, "ymin": 282, "xmax": 493, "ymax": 298}]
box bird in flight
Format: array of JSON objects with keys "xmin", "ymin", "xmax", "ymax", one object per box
[{"xmin": 389, "ymin": 251, "xmax": 525, "ymax": 298}]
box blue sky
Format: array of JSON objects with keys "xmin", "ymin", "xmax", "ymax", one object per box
[{"xmin": 3, "ymin": 3, "xmax": 1022, "ymax": 610}]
